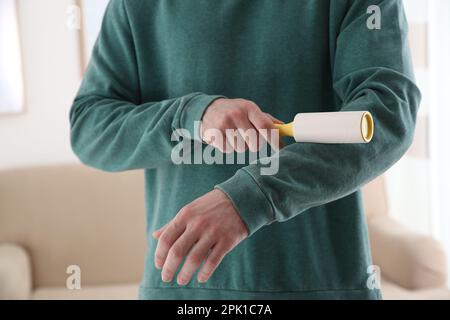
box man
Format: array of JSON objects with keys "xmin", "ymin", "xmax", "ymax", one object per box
[{"xmin": 70, "ymin": 0, "xmax": 420, "ymax": 299}]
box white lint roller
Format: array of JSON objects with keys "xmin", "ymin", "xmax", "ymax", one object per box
[{"xmin": 274, "ymin": 111, "xmax": 374, "ymax": 144}]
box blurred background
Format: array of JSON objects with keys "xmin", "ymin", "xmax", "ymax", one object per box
[{"xmin": 0, "ymin": 0, "xmax": 449, "ymax": 300}]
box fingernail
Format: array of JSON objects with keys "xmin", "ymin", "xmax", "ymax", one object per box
[
  {"xmin": 155, "ymin": 258, "xmax": 163, "ymax": 269},
  {"xmin": 177, "ymin": 276, "xmax": 188, "ymax": 286},
  {"xmin": 162, "ymin": 273, "xmax": 172, "ymax": 283}
]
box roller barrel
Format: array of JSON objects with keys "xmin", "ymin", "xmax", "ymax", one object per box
[{"xmin": 275, "ymin": 111, "xmax": 374, "ymax": 144}]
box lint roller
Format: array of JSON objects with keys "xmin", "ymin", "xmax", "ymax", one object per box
[{"xmin": 274, "ymin": 111, "xmax": 374, "ymax": 144}]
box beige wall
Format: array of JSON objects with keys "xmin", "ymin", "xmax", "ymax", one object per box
[{"xmin": 0, "ymin": 0, "xmax": 81, "ymax": 170}]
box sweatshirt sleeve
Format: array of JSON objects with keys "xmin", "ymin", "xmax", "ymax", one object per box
[
  {"xmin": 70, "ymin": 0, "xmax": 223, "ymax": 172},
  {"xmin": 216, "ymin": 0, "xmax": 421, "ymax": 236}
]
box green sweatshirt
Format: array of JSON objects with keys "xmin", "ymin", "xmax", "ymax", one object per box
[{"xmin": 70, "ymin": 0, "xmax": 420, "ymax": 300}]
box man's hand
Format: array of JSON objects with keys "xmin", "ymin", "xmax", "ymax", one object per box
[
  {"xmin": 153, "ymin": 189, "xmax": 249, "ymax": 285},
  {"xmin": 201, "ymin": 98, "xmax": 283, "ymax": 153}
]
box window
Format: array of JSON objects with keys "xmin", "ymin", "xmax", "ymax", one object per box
[
  {"xmin": 0, "ymin": 0, "xmax": 24, "ymax": 114},
  {"xmin": 387, "ymin": 0, "xmax": 450, "ymax": 283}
]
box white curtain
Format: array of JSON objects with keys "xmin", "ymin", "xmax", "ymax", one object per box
[
  {"xmin": 387, "ymin": 0, "xmax": 450, "ymax": 284},
  {"xmin": 428, "ymin": 0, "xmax": 450, "ymax": 283}
]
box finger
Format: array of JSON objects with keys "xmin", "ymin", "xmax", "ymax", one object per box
[
  {"xmin": 177, "ymin": 236, "xmax": 215, "ymax": 286},
  {"xmin": 230, "ymin": 118, "xmax": 254, "ymax": 153},
  {"xmin": 266, "ymin": 114, "xmax": 286, "ymax": 150},
  {"xmin": 265, "ymin": 113, "xmax": 285, "ymax": 124},
  {"xmin": 161, "ymin": 230, "xmax": 198, "ymax": 283},
  {"xmin": 197, "ymin": 243, "xmax": 229, "ymax": 283},
  {"xmin": 259, "ymin": 113, "xmax": 284, "ymax": 150},
  {"xmin": 206, "ymin": 130, "xmax": 233, "ymax": 154},
  {"xmin": 154, "ymin": 219, "xmax": 185, "ymax": 269},
  {"xmin": 221, "ymin": 132, "xmax": 235, "ymax": 154},
  {"xmin": 225, "ymin": 128, "xmax": 247, "ymax": 153},
  {"xmin": 152, "ymin": 223, "xmax": 169, "ymax": 239},
  {"xmin": 240, "ymin": 126, "xmax": 259, "ymax": 153},
  {"xmin": 203, "ymin": 128, "xmax": 228, "ymax": 153},
  {"xmin": 248, "ymin": 110, "xmax": 276, "ymax": 150},
  {"xmin": 277, "ymin": 136, "xmax": 285, "ymax": 150}
]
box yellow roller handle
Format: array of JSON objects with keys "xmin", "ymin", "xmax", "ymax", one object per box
[{"xmin": 274, "ymin": 123, "xmax": 294, "ymax": 137}]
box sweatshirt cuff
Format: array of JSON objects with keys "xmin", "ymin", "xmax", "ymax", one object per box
[
  {"xmin": 180, "ymin": 93, "xmax": 226, "ymax": 142},
  {"xmin": 215, "ymin": 169, "xmax": 275, "ymax": 236}
]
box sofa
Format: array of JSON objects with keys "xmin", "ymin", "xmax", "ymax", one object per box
[
  {"xmin": 363, "ymin": 176, "xmax": 450, "ymax": 299},
  {"xmin": 0, "ymin": 165, "xmax": 146, "ymax": 299},
  {"xmin": 0, "ymin": 164, "xmax": 449, "ymax": 299}
]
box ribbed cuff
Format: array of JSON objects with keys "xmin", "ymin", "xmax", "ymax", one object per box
[
  {"xmin": 179, "ymin": 93, "xmax": 226, "ymax": 142},
  {"xmin": 215, "ymin": 169, "xmax": 275, "ymax": 236}
]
